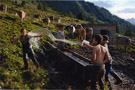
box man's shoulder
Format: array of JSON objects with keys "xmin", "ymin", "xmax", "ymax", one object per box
[
  {"xmin": 101, "ymin": 46, "xmax": 108, "ymax": 53},
  {"xmin": 101, "ymin": 45, "xmax": 107, "ymax": 49},
  {"xmin": 92, "ymin": 46, "xmax": 97, "ymax": 49},
  {"xmin": 92, "ymin": 45, "xmax": 99, "ymax": 51}
]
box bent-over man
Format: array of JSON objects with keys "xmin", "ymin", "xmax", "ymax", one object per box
[{"xmin": 83, "ymin": 34, "xmax": 109, "ymax": 90}]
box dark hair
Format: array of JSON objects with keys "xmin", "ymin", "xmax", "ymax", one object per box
[
  {"xmin": 94, "ymin": 34, "xmax": 103, "ymax": 44},
  {"xmin": 103, "ymin": 35, "xmax": 109, "ymax": 41},
  {"xmin": 56, "ymin": 24, "xmax": 64, "ymax": 27},
  {"xmin": 20, "ymin": 28, "xmax": 25, "ymax": 32}
]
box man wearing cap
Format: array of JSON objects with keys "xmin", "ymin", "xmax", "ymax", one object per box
[
  {"xmin": 101, "ymin": 35, "xmax": 122, "ymax": 84},
  {"xmin": 56, "ymin": 24, "xmax": 65, "ymax": 50}
]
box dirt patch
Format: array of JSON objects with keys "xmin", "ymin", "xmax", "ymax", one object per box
[
  {"xmin": 71, "ymin": 46, "xmax": 135, "ymax": 90},
  {"xmin": 41, "ymin": 44, "xmax": 135, "ymax": 89}
]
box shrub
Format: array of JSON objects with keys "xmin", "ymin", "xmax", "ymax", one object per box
[{"xmin": 65, "ymin": 43, "xmax": 79, "ymax": 49}]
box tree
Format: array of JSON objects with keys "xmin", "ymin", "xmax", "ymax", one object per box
[
  {"xmin": 125, "ymin": 26, "xmax": 132, "ymax": 36},
  {"xmin": 77, "ymin": 13, "xmax": 83, "ymax": 20},
  {"xmin": 37, "ymin": 3, "xmax": 44, "ymax": 11},
  {"xmin": 90, "ymin": 15, "xmax": 97, "ymax": 24},
  {"xmin": 67, "ymin": 11, "xmax": 76, "ymax": 18},
  {"xmin": 31, "ymin": 0, "xmax": 37, "ymax": 4},
  {"xmin": 21, "ymin": 1, "xmax": 26, "ymax": 7}
]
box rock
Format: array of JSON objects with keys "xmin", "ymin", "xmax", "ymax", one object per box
[
  {"xmin": 127, "ymin": 58, "xmax": 135, "ymax": 62},
  {"xmin": 129, "ymin": 80, "xmax": 135, "ymax": 84}
]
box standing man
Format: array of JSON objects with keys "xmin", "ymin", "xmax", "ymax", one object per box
[
  {"xmin": 83, "ymin": 34, "xmax": 109, "ymax": 90},
  {"xmin": 56, "ymin": 24, "xmax": 65, "ymax": 50},
  {"xmin": 13, "ymin": 28, "xmax": 43, "ymax": 69},
  {"xmin": 101, "ymin": 35, "xmax": 122, "ymax": 84}
]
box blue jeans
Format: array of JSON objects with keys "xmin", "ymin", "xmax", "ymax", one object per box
[
  {"xmin": 105, "ymin": 60, "xmax": 113, "ymax": 81},
  {"xmin": 105, "ymin": 60, "xmax": 121, "ymax": 82}
]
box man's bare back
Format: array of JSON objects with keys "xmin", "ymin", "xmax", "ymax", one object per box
[
  {"xmin": 91, "ymin": 44, "xmax": 109, "ymax": 64},
  {"xmin": 83, "ymin": 34, "xmax": 109, "ymax": 90}
]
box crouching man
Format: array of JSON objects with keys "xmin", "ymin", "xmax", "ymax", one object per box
[{"xmin": 83, "ymin": 34, "xmax": 109, "ymax": 90}]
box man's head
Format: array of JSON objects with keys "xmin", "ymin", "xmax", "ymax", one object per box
[
  {"xmin": 92, "ymin": 34, "xmax": 103, "ymax": 45},
  {"xmin": 102, "ymin": 35, "xmax": 109, "ymax": 44},
  {"xmin": 20, "ymin": 28, "xmax": 27, "ymax": 36}
]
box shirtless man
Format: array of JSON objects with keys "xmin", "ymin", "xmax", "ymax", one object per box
[
  {"xmin": 13, "ymin": 28, "xmax": 43, "ymax": 69},
  {"xmin": 83, "ymin": 34, "xmax": 109, "ymax": 90}
]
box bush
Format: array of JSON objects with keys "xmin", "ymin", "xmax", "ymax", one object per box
[
  {"xmin": 65, "ymin": 43, "xmax": 79, "ymax": 49},
  {"xmin": 0, "ymin": 1, "xmax": 88, "ymax": 89}
]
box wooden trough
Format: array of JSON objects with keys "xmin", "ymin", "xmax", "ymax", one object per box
[{"xmin": 43, "ymin": 42, "xmax": 94, "ymax": 81}]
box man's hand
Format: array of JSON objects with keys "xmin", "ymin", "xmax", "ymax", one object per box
[
  {"xmin": 13, "ymin": 34, "xmax": 20, "ymax": 40},
  {"xmin": 13, "ymin": 34, "xmax": 17, "ymax": 39},
  {"xmin": 83, "ymin": 42, "xmax": 87, "ymax": 47},
  {"xmin": 83, "ymin": 42, "xmax": 93, "ymax": 49},
  {"xmin": 40, "ymin": 31, "xmax": 45, "ymax": 37},
  {"xmin": 39, "ymin": 34, "xmax": 43, "ymax": 37},
  {"xmin": 90, "ymin": 60, "xmax": 95, "ymax": 64}
]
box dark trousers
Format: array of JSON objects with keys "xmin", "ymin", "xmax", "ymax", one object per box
[
  {"xmin": 105, "ymin": 60, "xmax": 121, "ymax": 82},
  {"xmin": 23, "ymin": 48, "xmax": 39, "ymax": 68},
  {"xmin": 91, "ymin": 65, "xmax": 105, "ymax": 90}
]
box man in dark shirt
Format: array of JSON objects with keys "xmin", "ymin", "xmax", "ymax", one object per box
[{"xmin": 13, "ymin": 28, "xmax": 43, "ymax": 69}]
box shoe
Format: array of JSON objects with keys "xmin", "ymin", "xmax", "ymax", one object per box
[
  {"xmin": 115, "ymin": 80, "xmax": 122, "ymax": 84},
  {"xmin": 105, "ymin": 78, "xmax": 110, "ymax": 83},
  {"xmin": 35, "ymin": 63, "xmax": 40, "ymax": 69},
  {"xmin": 21, "ymin": 67, "xmax": 28, "ymax": 70}
]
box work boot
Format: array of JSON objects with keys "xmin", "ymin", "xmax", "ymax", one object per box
[
  {"xmin": 21, "ymin": 66, "xmax": 28, "ymax": 70},
  {"xmin": 31, "ymin": 57, "xmax": 40, "ymax": 69},
  {"xmin": 110, "ymin": 72, "xmax": 122, "ymax": 84},
  {"xmin": 105, "ymin": 78, "xmax": 110, "ymax": 82},
  {"xmin": 36, "ymin": 63, "xmax": 40, "ymax": 69},
  {"xmin": 115, "ymin": 79, "xmax": 122, "ymax": 84}
]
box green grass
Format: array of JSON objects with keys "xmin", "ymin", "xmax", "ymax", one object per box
[
  {"xmin": 1, "ymin": 1, "xmax": 134, "ymax": 89},
  {"xmin": 117, "ymin": 44, "xmax": 135, "ymax": 52},
  {"xmin": 0, "ymin": 1, "xmax": 127, "ymax": 89},
  {"xmin": 0, "ymin": 1, "xmax": 90, "ymax": 89},
  {"xmin": 65, "ymin": 43, "xmax": 79, "ymax": 49}
]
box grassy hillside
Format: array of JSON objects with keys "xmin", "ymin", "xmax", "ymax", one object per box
[{"xmin": 0, "ymin": 1, "xmax": 88, "ymax": 89}]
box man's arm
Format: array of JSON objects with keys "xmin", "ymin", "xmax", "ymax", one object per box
[
  {"xmin": 91, "ymin": 47, "xmax": 96, "ymax": 63},
  {"xmin": 27, "ymin": 34, "xmax": 43, "ymax": 38},
  {"xmin": 13, "ymin": 34, "xmax": 20, "ymax": 40},
  {"xmin": 83, "ymin": 43, "xmax": 93, "ymax": 49},
  {"xmin": 103, "ymin": 51, "xmax": 109, "ymax": 63}
]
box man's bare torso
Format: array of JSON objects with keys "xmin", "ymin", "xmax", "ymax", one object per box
[{"xmin": 91, "ymin": 44, "xmax": 108, "ymax": 64}]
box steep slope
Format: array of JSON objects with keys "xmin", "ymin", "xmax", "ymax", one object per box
[
  {"xmin": 44, "ymin": 1, "xmax": 135, "ymax": 33},
  {"xmin": 0, "ymin": 1, "xmax": 88, "ymax": 89}
]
